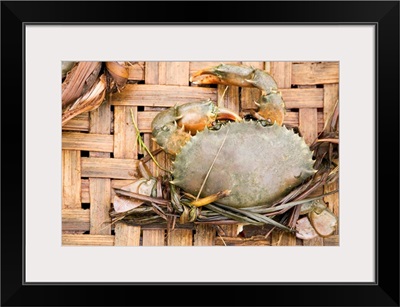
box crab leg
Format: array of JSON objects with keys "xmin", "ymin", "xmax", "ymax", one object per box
[
  {"xmin": 254, "ymin": 91, "xmax": 286, "ymax": 126},
  {"xmin": 191, "ymin": 63, "xmax": 286, "ymax": 126}
]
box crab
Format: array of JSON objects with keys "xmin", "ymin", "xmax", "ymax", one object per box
[
  {"xmin": 113, "ymin": 63, "xmax": 338, "ymax": 238},
  {"xmin": 151, "ymin": 63, "xmax": 317, "ymax": 209}
]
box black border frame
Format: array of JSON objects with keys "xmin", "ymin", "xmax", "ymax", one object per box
[{"xmin": 1, "ymin": 1, "xmax": 399, "ymax": 306}]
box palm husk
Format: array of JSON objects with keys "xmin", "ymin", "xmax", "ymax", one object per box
[
  {"xmin": 62, "ymin": 74, "xmax": 107, "ymax": 126},
  {"xmin": 62, "ymin": 61, "xmax": 102, "ymax": 109}
]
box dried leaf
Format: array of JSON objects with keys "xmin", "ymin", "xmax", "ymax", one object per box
[
  {"xmin": 113, "ymin": 194, "xmax": 143, "ymax": 213},
  {"xmin": 309, "ymin": 201, "xmax": 338, "ymax": 237},
  {"xmin": 121, "ymin": 178, "xmax": 157, "ymax": 196},
  {"xmin": 179, "ymin": 205, "xmax": 190, "ymax": 224},
  {"xmin": 296, "ymin": 216, "xmax": 319, "ymax": 240},
  {"xmin": 111, "ymin": 178, "xmax": 157, "ymax": 213}
]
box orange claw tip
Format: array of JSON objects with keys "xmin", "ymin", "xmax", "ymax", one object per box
[
  {"xmin": 216, "ymin": 107, "xmax": 243, "ymax": 122},
  {"xmin": 190, "ymin": 75, "xmax": 223, "ymax": 85},
  {"xmin": 189, "ymin": 66, "xmax": 217, "ymax": 81}
]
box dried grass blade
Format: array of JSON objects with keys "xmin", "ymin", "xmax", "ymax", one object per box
[
  {"xmin": 130, "ymin": 109, "xmax": 170, "ymax": 173},
  {"xmin": 206, "ymin": 204, "xmax": 264, "ymax": 225},
  {"xmin": 244, "ymin": 190, "xmax": 338, "ymax": 214},
  {"xmin": 211, "ymin": 203, "xmax": 293, "ymax": 231},
  {"xmin": 196, "ymin": 127, "xmax": 230, "ymax": 201},
  {"xmin": 114, "ymin": 188, "xmax": 170, "ymax": 206}
]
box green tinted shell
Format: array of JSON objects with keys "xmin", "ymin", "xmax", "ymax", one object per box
[{"xmin": 171, "ymin": 121, "xmax": 315, "ymax": 208}]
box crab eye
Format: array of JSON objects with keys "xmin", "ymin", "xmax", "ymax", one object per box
[
  {"xmin": 162, "ymin": 125, "xmax": 170, "ymax": 132},
  {"xmin": 260, "ymin": 119, "xmax": 273, "ymax": 127}
]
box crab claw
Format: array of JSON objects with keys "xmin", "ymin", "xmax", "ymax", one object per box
[
  {"xmin": 245, "ymin": 69, "xmax": 279, "ymax": 95},
  {"xmin": 254, "ymin": 92, "xmax": 286, "ymax": 126},
  {"xmin": 151, "ymin": 100, "xmax": 242, "ymax": 155},
  {"xmin": 190, "ymin": 63, "xmax": 255, "ymax": 88},
  {"xmin": 177, "ymin": 100, "xmax": 241, "ymax": 135},
  {"xmin": 215, "ymin": 106, "xmax": 243, "ymax": 122},
  {"xmin": 191, "ymin": 64, "xmax": 286, "ymax": 125},
  {"xmin": 151, "ymin": 121, "xmax": 191, "ymax": 156},
  {"xmin": 190, "ymin": 63, "xmax": 278, "ymax": 94}
]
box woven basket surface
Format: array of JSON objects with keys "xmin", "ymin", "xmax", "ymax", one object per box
[{"xmin": 62, "ymin": 61, "xmax": 339, "ymax": 247}]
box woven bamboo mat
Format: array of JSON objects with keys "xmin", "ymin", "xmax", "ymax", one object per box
[{"xmin": 62, "ymin": 61, "xmax": 339, "ymax": 246}]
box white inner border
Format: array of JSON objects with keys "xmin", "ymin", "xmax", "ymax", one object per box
[{"xmin": 25, "ymin": 25, "xmax": 375, "ymax": 283}]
